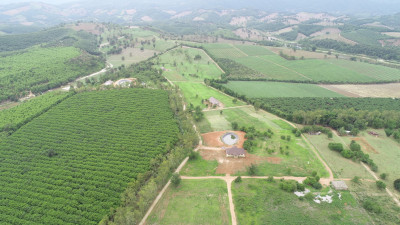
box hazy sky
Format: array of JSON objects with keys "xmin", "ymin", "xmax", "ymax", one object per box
[{"xmin": 0, "ymin": 0, "xmax": 75, "ymax": 4}]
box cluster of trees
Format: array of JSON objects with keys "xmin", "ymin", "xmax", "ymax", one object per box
[
  {"xmin": 303, "ymin": 172, "xmax": 322, "ymax": 189},
  {"xmin": 306, "ymin": 39, "xmax": 400, "ymax": 61},
  {"xmin": 0, "ymin": 89, "xmax": 183, "ymax": 224},
  {"xmin": 279, "ymin": 179, "xmax": 305, "ymax": 192},
  {"xmin": 328, "ymin": 141, "xmax": 378, "ymax": 171},
  {"xmin": 299, "ymin": 125, "xmax": 333, "ymax": 138}
]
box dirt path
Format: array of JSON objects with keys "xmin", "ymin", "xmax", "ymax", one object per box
[
  {"xmin": 203, "ymin": 105, "xmax": 251, "ymax": 112},
  {"xmin": 256, "ymin": 56, "xmax": 313, "ymax": 81}
]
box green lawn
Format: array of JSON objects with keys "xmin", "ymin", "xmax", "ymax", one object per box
[
  {"xmin": 180, "ymin": 156, "xmax": 220, "ymax": 176},
  {"xmin": 158, "ymin": 47, "xmax": 223, "ymax": 82},
  {"xmin": 232, "ymin": 179, "xmax": 373, "ymax": 225},
  {"xmin": 203, "ymin": 43, "xmax": 247, "ymax": 59},
  {"xmin": 147, "ymin": 179, "xmax": 231, "ymax": 225},
  {"xmin": 223, "ymin": 81, "xmax": 344, "ymax": 98},
  {"xmin": 177, "ymin": 82, "xmax": 245, "ymax": 109}
]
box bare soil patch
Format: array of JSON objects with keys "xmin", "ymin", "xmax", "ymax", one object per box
[
  {"xmin": 234, "ymin": 28, "xmax": 265, "ymax": 41},
  {"xmin": 202, "ymin": 131, "xmax": 246, "ymax": 148},
  {"xmin": 199, "ymin": 149, "xmax": 274, "ymax": 174},
  {"xmin": 320, "ymin": 83, "xmax": 400, "ymax": 98},
  {"xmin": 319, "ymin": 85, "xmax": 362, "ymax": 97},
  {"xmin": 352, "ymin": 137, "xmax": 379, "ymax": 154},
  {"xmin": 69, "ymin": 23, "xmax": 103, "ymax": 35}
]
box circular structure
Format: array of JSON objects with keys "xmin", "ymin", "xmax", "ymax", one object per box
[{"xmin": 221, "ymin": 132, "xmax": 239, "ymax": 145}]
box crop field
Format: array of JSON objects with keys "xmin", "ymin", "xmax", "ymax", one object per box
[
  {"xmin": 0, "ymin": 89, "xmax": 179, "ymax": 225},
  {"xmin": 232, "ymin": 179, "xmax": 372, "ymax": 225},
  {"xmin": 177, "ymin": 82, "xmax": 245, "ymax": 109},
  {"xmin": 107, "ymin": 47, "xmax": 158, "ymax": 67},
  {"xmin": 222, "ymin": 81, "xmax": 344, "ymax": 98},
  {"xmin": 341, "ymin": 29, "xmax": 391, "ymax": 46},
  {"xmin": 147, "ymin": 179, "xmax": 231, "ymax": 224},
  {"xmin": 326, "ymin": 59, "xmax": 400, "ymax": 81},
  {"xmin": 320, "ymin": 83, "xmax": 400, "ymax": 98},
  {"xmin": 0, "ymin": 91, "xmax": 72, "ymax": 132},
  {"xmin": 233, "ymin": 45, "xmax": 274, "ymax": 56},
  {"xmin": 157, "ymin": 47, "xmax": 223, "ymax": 82},
  {"xmin": 268, "ymin": 46, "xmax": 337, "ymax": 59},
  {"xmin": 203, "ymin": 43, "xmax": 247, "ymax": 58},
  {"xmin": 233, "ymin": 56, "xmax": 306, "ymax": 80},
  {"xmin": 0, "ymin": 46, "xmax": 103, "ymax": 102}
]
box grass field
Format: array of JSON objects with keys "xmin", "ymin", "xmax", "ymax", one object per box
[
  {"xmin": 157, "ymin": 47, "xmax": 223, "ymax": 82},
  {"xmin": 180, "ymin": 157, "xmax": 220, "ymax": 176},
  {"xmin": 108, "ymin": 47, "xmax": 158, "ymax": 67},
  {"xmin": 203, "ymin": 43, "xmax": 247, "ymax": 58},
  {"xmin": 223, "ymin": 81, "xmax": 344, "ymax": 98},
  {"xmin": 306, "ymin": 134, "xmax": 373, "ymax": 179},
  {"xmin": 147, "ymin": 179, "xmax": 231, "ymax": 225},
  {"xmin": 232, "ymin": 179, "xmax": 373, "ymax": 225},
  {"xmin": 340, "ymin": 130, "xmax": 400, "ymax": 192},
  {"xmin": 177, "ymin": 82, "xmax": 245, "ymax": 109}
]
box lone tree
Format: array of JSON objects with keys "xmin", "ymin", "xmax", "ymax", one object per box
[
  {"xmin": 376, "ymin": 181, "xmax": 386, "ymax": 190},
  {"xmin": 171, "ymin": 173, "xmax": 181, "ymax": 187}
]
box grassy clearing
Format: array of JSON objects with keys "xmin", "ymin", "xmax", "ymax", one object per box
[
  {"xmin": 147, "ymin": 179, "xmax": 231, "ymax": 225},
  {"xmin": 347, "ymin": 181, "xmax": 400, "ymax": 224},
  {"xmin": 232, "ymin": 179, "xmax": 373, "ymax": 225},
  {"xmin": 177, "ymin": 82, "xmax": 245, "ymax": 109},
  {"xmin": 205, "ymin": 110, "xmax": 232, "ymax": 131},
  {"xmin": 108, "ymin": 47, "xmax": 157, "ymax": 67},
  {"xmin": 223, "ymin": 81, "xmax": 344, "ymax": 98},
  {"xmin": 305, "ymin": 134, "xmax": 373, "ymax": 179},
  {"xmin": 340, "ymin": 130, "xmax": 400, "ymax": 191},
  {"xmin": 180, "ymin": 156, "xmax": 219, "ymax": 176},
  {"xmin": 157, "ymin": 47, "xmax": 222, "ymax": 82}
]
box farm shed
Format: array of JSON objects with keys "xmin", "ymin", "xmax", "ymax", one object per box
[
  {"xmin": 331, "ymin": 180, "xmax": 348, "ymax": 190},
  {"xmin": 226, "ymin": 146, "xmax": 245, "ymax": 158},
  {"xmin": 208, "ymin": 97, "xmax": 221, "ymax": 107}
]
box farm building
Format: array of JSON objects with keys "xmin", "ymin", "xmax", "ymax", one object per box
[
  {"xmin": 331, "ymin": 180, "xmax": 348, "ymax": 190},
  {"xmin": 208, "ymin": 97, "xmax": 221, "ymax": 107},
  {"xmin": 226, "ymin": 146, "xmax": 245, "ymax": 158}
]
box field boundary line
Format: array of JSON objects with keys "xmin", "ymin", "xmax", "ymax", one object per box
[
  {"xmin": 256, "ymin": 56, "xmax": 313, "ymax": 81},
  {"xmin": 230, "ymin": 44, "xmax": 249, "ymax": 57}
]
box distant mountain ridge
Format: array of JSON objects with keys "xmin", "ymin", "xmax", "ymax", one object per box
[{"xmin": 0, "ymin": 0, "xmax": 399, "ymax": 28}]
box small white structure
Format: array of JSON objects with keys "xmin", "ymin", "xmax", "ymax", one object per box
[
  {"xmin": 103, "ymin": 80, "xmax": 114, "ymax": 86},
  {"xmin": 208, "ymin": 97, "xmax": 221, "ymax": 107},
  {"xmin": 331, "ymin": 180, "xmax": 348, "ymax": 190},
  {"xmin": 226, "ymin": 146, "xmax": 245, "ymax": 158}
]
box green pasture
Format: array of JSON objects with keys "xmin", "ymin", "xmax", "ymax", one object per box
[
  {"xmin": 180, "ymin": 156, "xmax": 220, "ymax": 176},
  {"xmin": 158, "ymin": 47, "xmax": 223, "ymax": 82},
  {"xmin": 147, "ymin": 179, "xmax": 231, "ymax": 225},
  {"xmin": 177, "ymin": 82, "xmax": 244, "ymax": 109},
  {"xmin": 232, "ymin": 179, "xmax": 372, "ymax": 225},
  {"xmin": 222, "ymin": 81, "xmax": 344, "ymax": 98},
  {"xmin": 203, "ymin": 43, "xmax": 247, "ymax": 58}
]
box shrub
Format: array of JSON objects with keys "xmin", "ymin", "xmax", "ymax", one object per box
[
  {"xmin": 350, "ymin": 140, "xmax": 361, "ymax": 151},
  {"xmin": 231, "ymin": 122, "xmax": 238, "ymax": 130},
  {"xmin": 305, "ymin": 192, "xmax": 314, "ymax": 201},
  {"xmin": 394, "ymin": 179, "xmax": 400, "ymax": 192},
  {"xmin": 171, "ymin": 173, "xmax": 181, "ymax": 187},
  {"xmin": 286, "ymin": 135, "xmax": 291, "ymax": 141},
  {"xmin": 312, "ymin": 182, "xmax": 323, "ymax": 189},
  {"xmin": 341, "ymin": 150, "xmax": 354, "ymax": 159},
  {"xmin": 234, "ymin": 176, "xmax": 242, "ymax": 183},
  {"xmin": 380, "ymin": 173, "xmax": 388, "ymax": 180},
  {"xmin": 363, "ymin": 199, "xmax": 382, "ymax": 214},
  {"xmin": 328, "ymin": 143, "xmax": 344, "ymax": 152},
  {"xmin": 189, "ymin": 151, "xmax": 200, "ymax": 160},
  {"xmin": 281, "ymin": 135, "xmax": 286, "ymax": 140},
  {"xmin": 247, "ymin": 164, "xmax": 257, "ymax": 176},
  {"xmin": 352, "ymin": 176, "xmax": 361, "ymax": 184},
  {"xmin": 279, "ymin": 180, "xmax": 298, "ymax": 192},
  {"xmin": 376, "ymin": 181, "xmax": 386, "ymax": 190},
  {"xmin": 266, "ymin": 176, "xmax": 274, "ymax": 182}
]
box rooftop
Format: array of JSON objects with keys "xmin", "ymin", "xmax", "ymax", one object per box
[
  {"xmin": 209, "ymin": 97, "xmax": 220, "ymax": 105},
  {"xmin": 226, "ymin": 146, "xmax": 245, "ymax": 156}
]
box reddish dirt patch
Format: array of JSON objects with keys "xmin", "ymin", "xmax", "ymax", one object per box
[
  {"xmin": 352, "ymin": 137, "xmax": 379, "ymax": 154},
  {"xmin": 267, "ymin": 157, "xmax": 282, "ymax": 164},
  {"xmin": 202, "ymin": 131, "xmax": 246, "ymax": 148},
  {"xmin": 69, "ymin": 23, "xmax": 104, "ymax": 35},
  {"xmin": 200, "ymin": 149, "xmax": 281, "ymax": 175}
]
